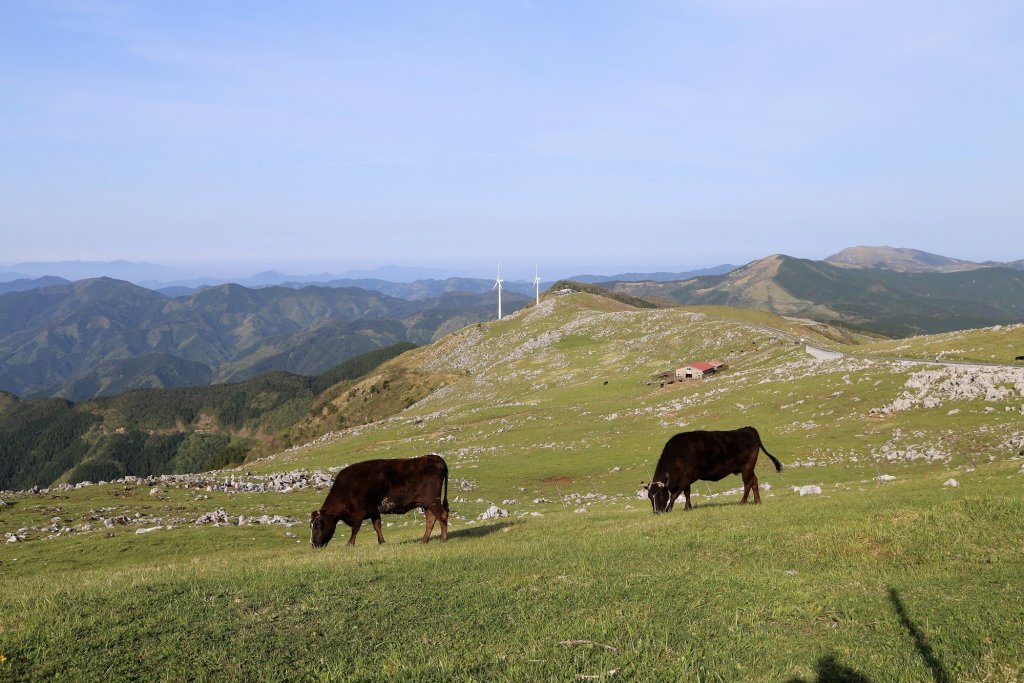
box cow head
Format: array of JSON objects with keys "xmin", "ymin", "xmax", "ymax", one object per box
[
  {"xmin": 310, "ymin": 509, "xmax": 340, "ymax": 548},
  {"xmin": 644, "ymin": 480, "xmax": 671, "ymax": 513}
]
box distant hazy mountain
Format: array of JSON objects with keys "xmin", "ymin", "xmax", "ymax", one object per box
[
  {"xmin": 0, "ymin": 278, "xmax": 527, "ymax": 398},
  {"xmin": 613, "ymin": 254, "xmax": 1024, "ymax": 337},
  {"xmin": 568, "ymin": 265, "xmax": 737, "ymax": 283},
  {"xmin": 277, "ymin": 277, "xmax": 543, "ymax": 300},
  {"xmin": 5, "ymin": 260, "xmax": 199, "ymax": 283},
  {"xmin": 0, "ymin": 276, "xmax": 70, "ymax": 295},
  {"xmin": 825, "ymin": 245, "xmax": 1024, "ymax": 273}
]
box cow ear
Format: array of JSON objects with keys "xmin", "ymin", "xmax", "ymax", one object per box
[
  {"xmin": 310, "ymin": 510, "xmax": 321, "ymax": 523},
  {"xmin": 641, "ymin": 482, "xmax": 650, "ymax": 491}
]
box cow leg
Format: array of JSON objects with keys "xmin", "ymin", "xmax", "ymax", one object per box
[
  {"xmin": 347, "ymin": 517, "xmax": 363, "ymax": 546},
  {"xmin": 421, "ymin": 507, "xmax": 437, "ymax": 544},
  {"xmin": 683, "ymin": 484, "xmax": 692, "ymax": 511},
  {"xmin": 439, "ymin": 505, "xmax": 449, "ymax": 543},
  {"xmin": 667, "ymin": 489, "xmax": 680, "ymax": 512},
  {"xmin": 372, "ymin": 515, "xmax": 386, "ymax": 544},
  {"xmin": 741, "ymin": 472, "xmax": 760, "ymax": 504}
]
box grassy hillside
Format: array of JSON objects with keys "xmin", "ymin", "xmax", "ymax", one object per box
[
  {"xmin": 851, "ymin": 323, "xmax": 1024, "ymax": 365},
  {"xmin": 2, "ymin": 293, "xmax": 1022, "ymax": 681}
]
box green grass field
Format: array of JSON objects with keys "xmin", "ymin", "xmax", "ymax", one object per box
[{"xmin": 2, "ymin": 294, "xmax": 1023, "ymax": 681}]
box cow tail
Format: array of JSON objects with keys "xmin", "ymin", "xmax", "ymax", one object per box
[
  {"xmin": 758, "ymin": 434, "xmax": 784, "ymax": 473},
  {"xmin": 442, "ymin": 463, "xmax": 449, "ymax": 512}
]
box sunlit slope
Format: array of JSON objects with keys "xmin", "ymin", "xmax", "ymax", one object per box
[
  {"xmin": 258, "ymin": 292, "xmax": 1023, "ymax": 520},
  {"xmin": 852, "ymin": 323, "xmax": 1024, "ymax": 365}
]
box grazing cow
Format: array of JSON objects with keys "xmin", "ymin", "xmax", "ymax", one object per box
[
  {"xmin": 643, "ymin": 427, "xmax": 783, "ymax": 513},
  {"xmin": 310, "ymin": 453, "xmax": 449, "ymax": 548}
]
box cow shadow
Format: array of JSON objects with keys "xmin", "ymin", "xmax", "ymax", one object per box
[
  {"xmin": 672, "ymin": 499, "xmax": 751, "ymax": 511},
  {"xmin": 889, "ymin": 588, "xmax": 951, "ymax": 683},
  {"xmin": 786, "ymin": 654, "xmax": 871, "ymax": 682},
  {"xmin": 446, "ymin": 521, "xmax": 515, "ymax": 540},
  {"xmin": 390, "ymin": 521, "xmax": 515, "ymax": 544}
]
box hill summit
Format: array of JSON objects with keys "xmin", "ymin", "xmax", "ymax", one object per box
[{"xmin": 824, "ymin": 246, "xmax": 978, "ymax": 272}]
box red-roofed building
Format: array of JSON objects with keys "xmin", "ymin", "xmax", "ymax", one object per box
[{"xmin": 676, "ymin": 361, "xmax": 717, "ymax": 380}]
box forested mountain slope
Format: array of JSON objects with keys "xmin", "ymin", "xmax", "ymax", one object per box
[{"xmin": 0, "ymin": 278, "xmax": 525, "ymax": 398}]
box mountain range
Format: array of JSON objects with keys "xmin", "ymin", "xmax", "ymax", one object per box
[
  {"xmin": 0, "ymin": 278, "xmax": 527, "ymax": 400},
  {"xmin": 1, "ymin": 261, "xmax": 738, "ymax": 296},
  {"xmin": 823, "ymin": 246, "xmax": 1024, "ymax": 272},
  {"xmin": 612, "ymin": 253, "xmax": 1024, "ymax": 337},
  {"xmin": 2, "ymin": 245, "xmax": 1024, "ymax": 401}
]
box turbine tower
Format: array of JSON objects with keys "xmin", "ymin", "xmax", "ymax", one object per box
[
  {"xmin": 533, "ymin": 266, "xmax": 541, "ymax": 306},
  {"xmin": 492, "ymin": 265, "xmax": 504, "ymax": 320}
]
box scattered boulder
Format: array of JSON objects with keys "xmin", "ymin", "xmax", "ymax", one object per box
[
  {"xmin": 795, "ymin": 485, "xmax": 822, "ymax": 496},
  {"xmin": 136, "ymin": 526, "xmax": 163, "ymax": 535},
  {"xmin": 195, "ymin": 509, "xmax": 230, "ymax": 526},
  {"xmin": 478, "ymin": 505, "xmax": 508, "ymax": 520},
  {"xmin": 874, "ymin": 474, "xmax": 897, "ymax": 482},
  {"xmin": 103, "ymin": 515, "xmax": 130, "ymax": 528},
  {"xmin": 943, "ymin": 479, "xmax": 959, "ymax": 487}
]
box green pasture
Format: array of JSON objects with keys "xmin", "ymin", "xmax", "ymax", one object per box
[
  {"xmin": 2, "ymin": 465, "xmax": 1021, "ymax": 682},
  {"xmin": 854, "ymin": 324, "xmax": 1024, "ymax": 365},
  {"xmin": 2, "ymin": 294, "xmax": 1023, "ymax": 681}
]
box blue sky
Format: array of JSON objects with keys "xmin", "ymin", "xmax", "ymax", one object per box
[{"xmin": 2, "ymin": 1, "xmax": 1022, "ymax": 279}]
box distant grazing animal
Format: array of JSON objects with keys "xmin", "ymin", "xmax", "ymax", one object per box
[
  {"xmin": 310, "ymin": 454, "xmax": 449, "ymax": 548},
  {"xmin": 643, "ymin": 427, "xmax": 783, "ymax": 513},
  {"xmin": 1016, "ymin": 355, "xmax": 1024, "ymax": 361}
]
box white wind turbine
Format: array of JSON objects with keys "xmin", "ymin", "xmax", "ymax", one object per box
[
  {"xmin": 492, "ymin": 265, "xmax": 504, "ymax": 320},
  {"xmin": 533, "ymin": 266, "xmax": 541, "ymax": 306}
]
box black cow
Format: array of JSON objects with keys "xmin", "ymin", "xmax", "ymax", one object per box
[
  {"xmin": 643, "ymin": 426, "xmax": 782, "ymax": 513},
  {"xmin": 310, "ymin": 453, "xmax": 449, "ymax": 548}
]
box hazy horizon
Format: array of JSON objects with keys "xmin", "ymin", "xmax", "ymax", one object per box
[{"xmin": 0, "ymin": 255, "xmax": 744, "ymax": 283}]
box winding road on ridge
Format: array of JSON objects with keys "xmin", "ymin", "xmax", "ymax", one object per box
[{"xmin": 803, "ymin": 343, "xmax": 1024, "ymax": 371}]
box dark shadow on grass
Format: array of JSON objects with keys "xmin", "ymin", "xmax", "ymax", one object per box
[
  {"xmin": 786, "ymin": 654, "xmax": 872, "ymax": 682},
  {"xmin": 666, "ymin": 499, "xmax": 755, "ymax": 511},
  {"xmin": 889, "ymin": 588, "xmax": 951, "ymax": 683},
  {"xmin": 446, "ymin": 521, "xmax": 515, "ymax": 540},
  {"xmin": 387, "ymin": 521, "xmax": 516, "ymax": 544}
]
